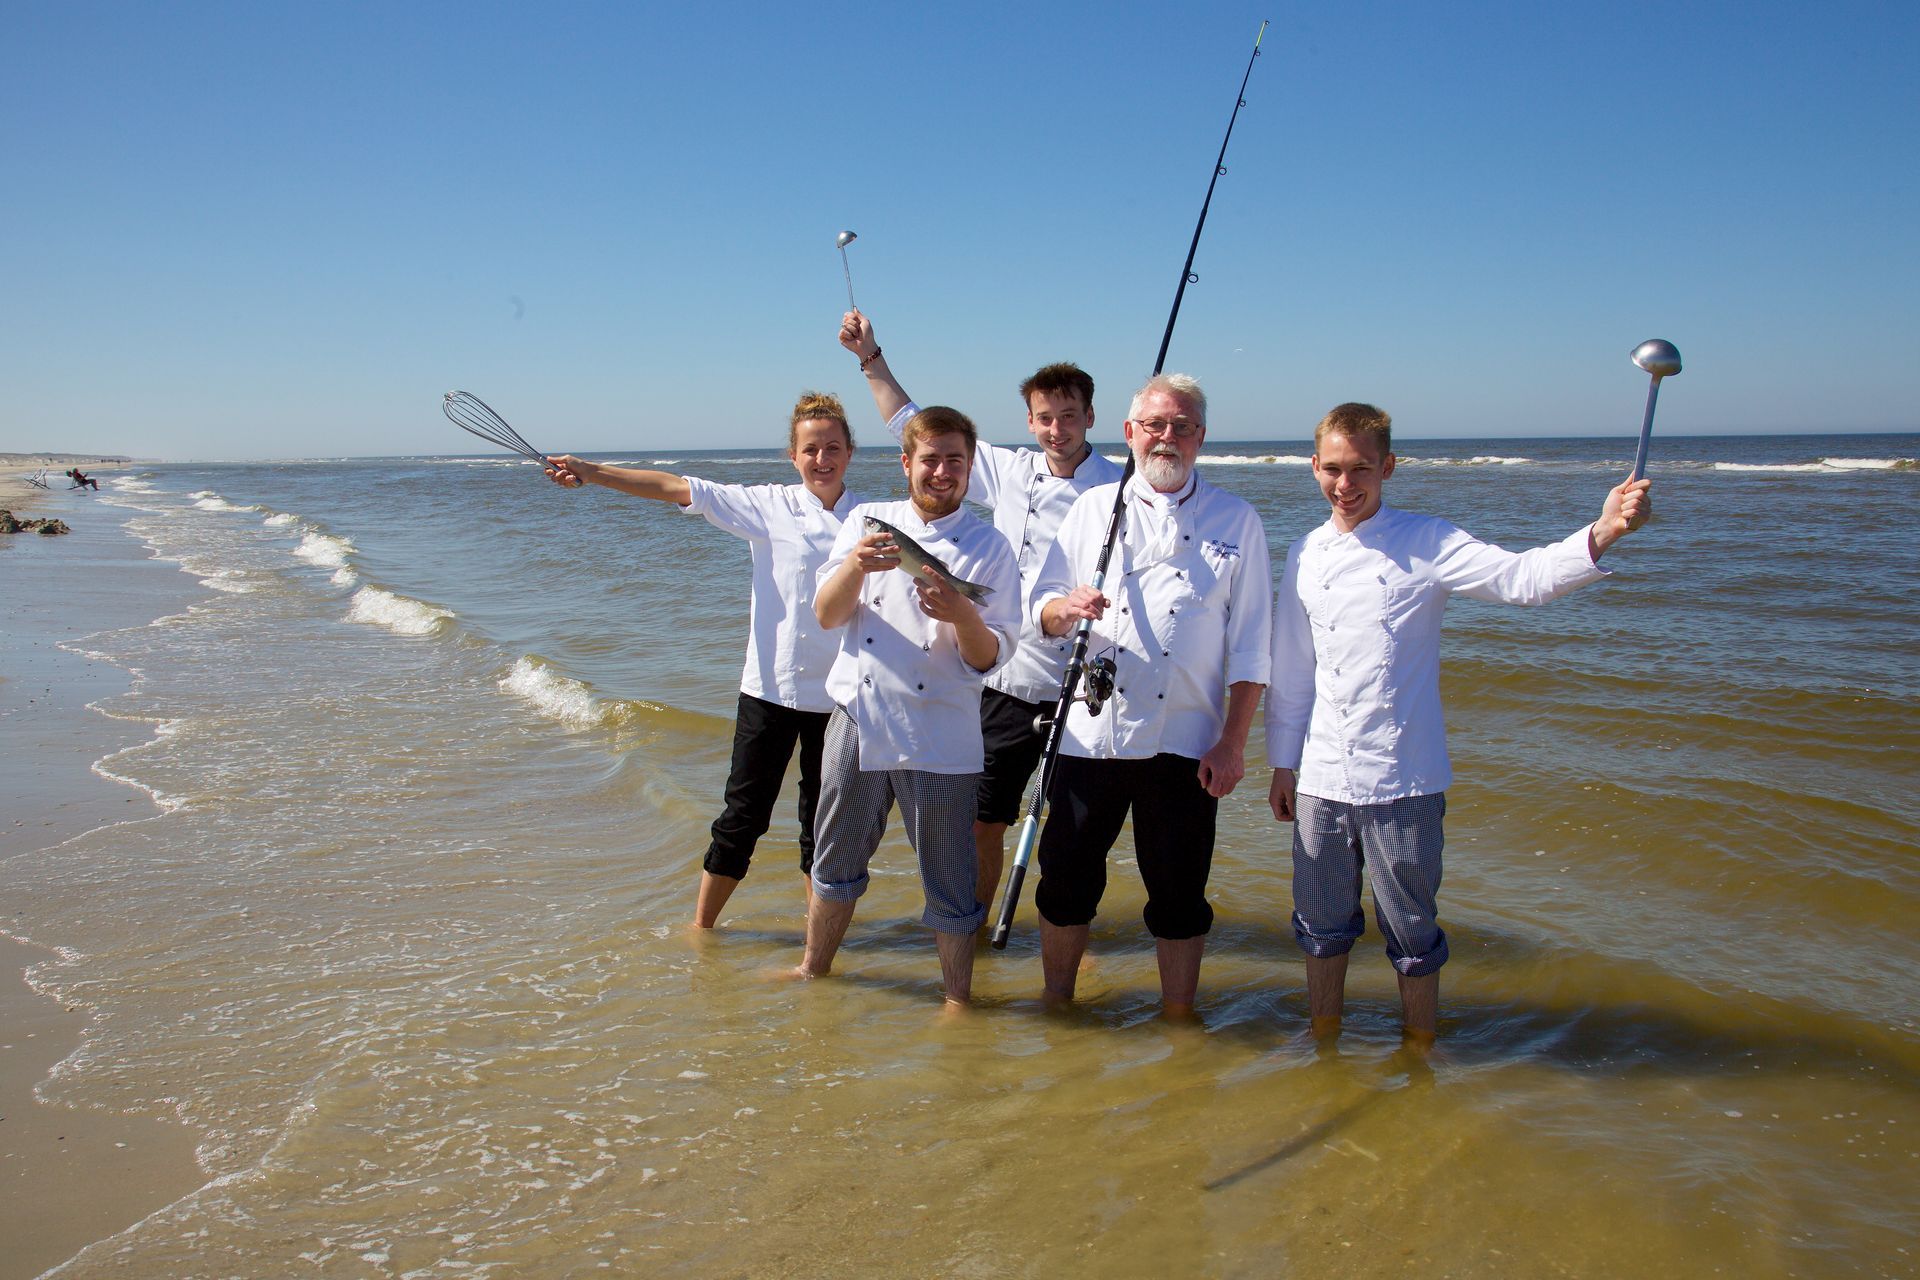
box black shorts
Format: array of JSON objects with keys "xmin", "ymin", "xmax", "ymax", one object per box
[
  {"xmin": 1033, "ymin": 752, "xmax": 1217, "ymax": 939},
  {"xmin": 976, "ymin": 687, "xmax": 1050, "ymax": 825}
]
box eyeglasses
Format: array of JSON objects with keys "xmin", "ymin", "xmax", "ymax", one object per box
[{"xmin": 1132, "ymin": 417, "xmax": 1202, "ymax": 439}]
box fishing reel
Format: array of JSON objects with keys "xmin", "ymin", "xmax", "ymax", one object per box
[
  {"xmin": 1030, "ymin": 654, "xmax": 1120, "ymax": 735},
  {"xmin": 1080, "ymin": 655, "xmax": 1118, "ymax": 716}
]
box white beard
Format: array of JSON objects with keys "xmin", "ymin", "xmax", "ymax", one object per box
[{"xmin": 1140, "ymin": 449, "xmax": 1189, "ymax": 492}]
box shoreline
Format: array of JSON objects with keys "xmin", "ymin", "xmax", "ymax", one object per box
[
  {"xmin": 0, "ymin": 462, "xmax": 134, "ymax": 516},
  {"xmin": 0, "ymin": 489, "xmax": 208, "ymax": 1280}
]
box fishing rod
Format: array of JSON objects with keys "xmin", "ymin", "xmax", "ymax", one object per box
[{"xmin": 991, "ymin": 18, "xmax": 1271, "ymax": 950}]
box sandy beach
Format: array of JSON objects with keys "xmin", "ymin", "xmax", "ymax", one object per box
[{"xmin": 0, "ymin": 480, "xmax": 204, "ymax": 1280}]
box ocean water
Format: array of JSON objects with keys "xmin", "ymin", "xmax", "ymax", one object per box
[{"xmin": 3, "ymin": 433, "xmax": 1916, "ymax": 1277}]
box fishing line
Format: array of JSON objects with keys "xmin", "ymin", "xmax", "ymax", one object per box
[
  {"xmin": 992, "ymin": 18, "xmax": 1272, "ymax": 949},
  {"xmin": 442, "ymin": 391, "xmax": 556, "ymax": 469}
]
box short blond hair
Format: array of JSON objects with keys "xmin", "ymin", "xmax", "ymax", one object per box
[
  {"xmin": 1314, "ymin": 402, "xmax": 1391, "ymax": 453},
  {"xmin": 900, "ymin": 405, "xmax": 978, "ymax": 460},
  {"xmin": 789, "ymin": 391, "xmax": 853, "ymax": 453}
]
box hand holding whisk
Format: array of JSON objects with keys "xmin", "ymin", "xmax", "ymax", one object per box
[{"xmin": 442, "ymin": 391, "xmax": 558, "ymax": 471}]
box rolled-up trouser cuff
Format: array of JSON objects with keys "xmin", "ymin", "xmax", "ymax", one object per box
[
  {"xmin": 925, "ymin": 900, "xmax": 987, "ymax": 935},
  {"xmin": 1388, "ymin": 930, "xmax": 1448, "ymax": 977},
  {"xmin": 1292, "ymin": 907, "xmax": 1365, "ymax": 959}
]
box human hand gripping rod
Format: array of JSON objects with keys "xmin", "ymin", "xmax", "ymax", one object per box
[{"xmin": 991, "ymin": 18, "xmax": 1271, "ymax": 950}]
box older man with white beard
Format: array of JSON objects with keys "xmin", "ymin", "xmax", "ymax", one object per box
[{"xmin": 1025, "ymin": 374, "xmax": 1271, "ymax": 1017}]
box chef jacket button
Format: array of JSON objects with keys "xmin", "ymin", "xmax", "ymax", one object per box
[
  {"xmin": 917, "ymin": 683, "xmax": 924, "ymax": 691},
  {"xmin": 1120, "ymin": 606, "xmax": 1129, "ymax": 614},
  {"xmin": 1156, "ymin": 693, "xmax": 1163, "ymax": 699},
  {"xmin": 1162, "ymin": 650, "xmax": 1169, "ymax": 657},
  {"xmin": 865, "ymin": 637, "xmax": 874, "ymax": 644},
  {"xmin": 1184, "ymin": 534, "xmax": 1191, "ymax": 540},
  {"xmin": 864, "ymin": 676, "xmax": 873, "ymax": 686}
]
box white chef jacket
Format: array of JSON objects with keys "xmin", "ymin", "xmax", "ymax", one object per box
[
  {"xmin": 888, "ymin": 402, "xmax": 1125, "ymax": 703},
  {"xmin": 681, "ymin": 477, "xmax": 862, "ymax": 713},
  {"xmin": 819, "ymin": 499, "xmax": 1023, "ymax": 773},
  {"xmin": 1029, "ymin": 472, "xmax": 1272, "ymax": 761},
  {"xmin": 1266, "ymin": 504, "xmax": 1609, "ymax": 804}
]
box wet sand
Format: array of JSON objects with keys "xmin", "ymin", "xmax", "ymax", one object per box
[{"xmin": 0, "ymin": 489, "xmax": 205, "ymax": 1280}]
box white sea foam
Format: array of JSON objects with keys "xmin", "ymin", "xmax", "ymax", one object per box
[
  {"xmin": 294, "ymin": 531, "xmax": 355, "ymax": 568},
  {"xmin": 262, "ymin": 512, "xmax": 297, "ymax": 527},
  {"xmin": 193, "ymin": 495, "xmax": 251, "ymax": 512},
  {"xmin": 112, "ymin": 477, "xmax": 158, "ymax": 493},
  {"xmin": 499, "ymin": 657, "xmax": 616, "ymax": 729},
  {"xmin": 94, "ymin": 723, "xmax": 189, "ymax": 814},
  {"xmin": 1823, "ymin": 457, "xmax": 1915, "ymax": 471},
  {"xmin": 1715, "ymin": 457, "xmax": 1915, "ymax": 473},
  {"xmin": 331, "ymin": 567, "xmax": 358, "ymax": 588},
  {"xmin": 1414, "ymin": 455, "xmax": 1534, "ymax": 466},
  {"xmin": 199, "ymin": 569, "xmax": 258, "ymax": 594},
  {"xmin": 346, "ymin": 587, "xmax": 452, "ymax": 636},
  {"xmin": 1206, "ymin": 453, "xmax": 1314, "ymax": 466}
]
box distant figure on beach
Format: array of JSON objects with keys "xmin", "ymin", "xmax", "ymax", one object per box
[
  {"xmin": 543, "ymin": 392, "xmax": 862, "ymax": 928},
  {"xmin": 66, "ymin": 468, "xmax": 98, "ymax": 490},
  {"xmin": 838, "ymin": 309, "xmax": 1124, "ymax": 917},
  {"xmin": 1266, "ymin": 402, "xmax": 1652, "ymax": 1043},
  {"xmin": 1027, "ymin": 374, "xmax": 1272, "ymax": 1018},
  {"xmin": 795, "ymin": 406, "xmax": 1022, "ymax": 1006}
]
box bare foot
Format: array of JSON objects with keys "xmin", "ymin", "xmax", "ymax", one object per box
[{"xmin": 765, "ymin": 963, "xmax": 824, "ymax": 984}]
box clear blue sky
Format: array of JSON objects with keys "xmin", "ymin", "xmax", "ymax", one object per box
[{"xmin": 3, "ymin": 1, "xmax": 1914, "ymax": 458}]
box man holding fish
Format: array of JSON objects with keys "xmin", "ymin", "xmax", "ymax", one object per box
[
  {"xmin": 797, "ymin": 406, "xmax": 1023, "ymax": 1005},
  {"xmin": 839, "ymin": 309, "xmax": 1125, "ymax": 917}
]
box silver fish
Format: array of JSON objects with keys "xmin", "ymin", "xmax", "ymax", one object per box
[{"xmin": 863, "ymin": 516, "xmax": 994, "ymax": 603}]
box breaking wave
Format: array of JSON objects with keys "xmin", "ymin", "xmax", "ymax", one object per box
[
  {"xmin": 498, "ymin": 656, "xmax": 643, "ymax": 730},
  {"xmin": 346, "ymin": 587, "xmax": 453, "ymax": 637},
  {"xmin": 293, "ymin": 531, "xmax": 355, "ymax": 569}
]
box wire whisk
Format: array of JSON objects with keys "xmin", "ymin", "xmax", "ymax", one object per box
[{"xmin": 442, "ymin": 391, "xmax": 553, "ymax": 468}]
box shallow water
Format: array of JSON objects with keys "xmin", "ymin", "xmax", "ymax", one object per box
[{"xmin": 3, "ymin": 434, "xmax": 1916, "ymax": 1277}]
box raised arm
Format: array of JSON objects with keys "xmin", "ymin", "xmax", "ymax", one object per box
[
  {"xmin": 838, "ymin": 310, "xmax": 913, "ymax": 426},
  {"xmin": 546, "ymin": 455, "xmax": 692, "ymax": 506}
]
